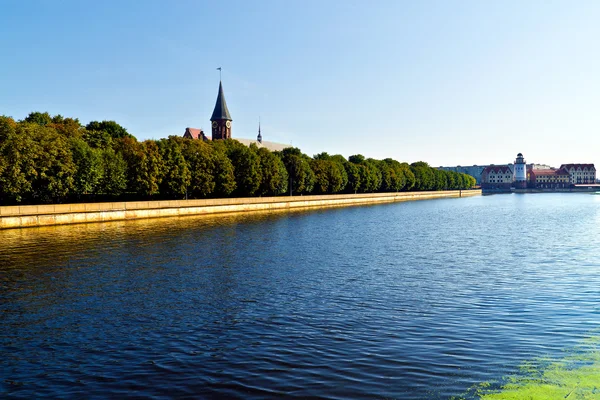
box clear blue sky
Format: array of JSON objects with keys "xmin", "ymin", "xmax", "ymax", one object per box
[{"xmin": 2, "ymin": 0, "xmax": 599, "ymax": 169}]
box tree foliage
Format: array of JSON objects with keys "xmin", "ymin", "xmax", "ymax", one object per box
[{"xmin": 0, "ymin": 111, "xmax": 477, "ymax": 205}]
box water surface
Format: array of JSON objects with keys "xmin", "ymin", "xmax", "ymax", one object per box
[{"xmin": 2, "ymin": 193, "xmax": 600, "ymax": 398}]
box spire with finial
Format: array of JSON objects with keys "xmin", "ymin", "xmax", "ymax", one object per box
[
  {"xmin": 257, "ymin": 117, "xmax": 262, "ymax": 143},
  {"xmin": 210, "ymin": 71, "xmax": 232, "ymax": 140},
  {"xmin": 210, "ymin": 80, "xmax": 232, "ymax": 122}
]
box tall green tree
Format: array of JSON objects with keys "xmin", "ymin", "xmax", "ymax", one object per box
[
  {"xmin": 410, "ymin": 161, "xmax": 435, "ymax": 191},
  {"xmin": 23, "ymin": 111, "xmax": 52, "ymax": 126},
  {"xmin": 158, "ymin": 137, "xmax": 191, "ymax": 198},
  {"xmin": 257, "ymin": 147, "xmax": 288, "ymax": 196},
  {"xmin": 86, "ymin": 120, "xmax": 132, "ymax": 140},
  {"xmin": 70, "ymin": 137, "xmax": 103, "ymax": 197},
  {"xmin": 96, "ymin": 147, "xmax": 127, "ymax": 196},
  {"xmin": 277, "ymin": 147, "xmax": 314, "ymax": 195},
  {"xmin": 26, "ymin": 123, "xmax": 76, "ymax": 202},
  {"xmin": 344, "ymin": 161, "xmax": 362, "ymax": 193},
  {"xmin": 219, "ymin": 140, "xmax": 262, "ymax": 196}
]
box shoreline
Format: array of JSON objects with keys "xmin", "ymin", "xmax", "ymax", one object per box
[{"xmin": 0, "ymin": 190, "xmax": 481, "ymax": 230}]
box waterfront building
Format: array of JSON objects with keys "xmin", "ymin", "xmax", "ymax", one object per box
[
  {"xmin": 514, "ymin": 153, "xmax": 527, "ymax": 189},
  {"xmin": 529, "ymin": 168, "xmax": 570, "ymax": 189},
  {"xmin": 559, "ymin": 164, "xmax": 596, "ymax": 185},
  {"xmin": 480, "ymin": 165, "xmax": 513, "ymax": 190}
]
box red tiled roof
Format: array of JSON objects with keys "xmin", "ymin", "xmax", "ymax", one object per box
[
  {"xmin": 483, "ymin": 165, "xmax": 512, "ymax": 174},
  {"xmin": 183, "ymin": 127, "xmax": 209, "ymax": 140},
  {"xmin": 532, "ymin": 168, "xmax": 569, "ymax": 176},
  {"xmin": 559, "ymin": 163, "xmax": 596, "ymax": 170}
]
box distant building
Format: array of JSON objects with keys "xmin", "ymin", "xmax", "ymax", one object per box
[
  {"xmin": 559, "ymin": 164, "xmax": 596, "ymax": 185},
  {"xmin": 183, "ymin": 128, "xmax": 209, "ymax": 141},
  {"xmin": 183, "ymin": 80, "xmax": 290, "ymax": 152},
  {"xmin": 438, "ymin": 164, "xmax": 517, "ymax": 185},
  {"xmin": 529, "ymin": 168, "xmax": 570, "ymax": 189},
  {"xmin": 514, "ymin": 153, "xmax": 527, "ymax": 189},
  {"xmin": 437, "ymin": 165, "xmax": 487, "ymax": 185},
  {"xmin": 210, "ymin": 81, "xmax": 232, "ymax": 140},
  {"xmin": 481, "ymin": 165, "xmax": 513, "ymax": 190},
  {"xmin": 445, "ymin": 153, "xmax": 596, "ymax": 191}
]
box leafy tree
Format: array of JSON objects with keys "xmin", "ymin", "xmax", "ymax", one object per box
[
  {"xmin": 212, "ymin": 145, "xmax": 236, "ymax": 196},
  {"xmin": 364, "ymin": 159, "xmax": 383, "ymax": 192},
  {"xmin": 348, "ymin": 155, "xmax": 381, "ymax": 193},
  {"xmin": 382, "ymin": 158, "xmax": 408, "ymax": 192},
  {"xmin": 0, "ymin": 119, "xmax": 37, "ymax": 202},
  {"xmin": 181, "ymin": 139, "xmax": 217, "ymax": 197},
  {"xmin": 277, "ymin": 147, "xmax": 314, "ymax": 195},
  {"xmin": 84, "ymin": 129, "xmax": 113, "ymax": 149},
  {"xmin": 311, "ymin": 159, "xmax": 331, "ymax": 194},
  {"xmin": 344, "ymin": 161, "xmax": 362, "ymax": 193},
  {"xmin": 137, "ymin": 140, "xmax": 164, "ymax": 197},
  {"xmin": 410, "ymin": 161, "xmax": 435, "ymax": 191},
  {"xmin": 23, "ymin": 111, "xmax": 52, "ymax": 126},
  {"xmin": 348, "ymin": 154, "xmax": 365, "ymax": 164},
  {"xmin": 311, "ymin": 159, "xmax": 346, "ymax": 194},
  {"xmin": 70, "ymin": 137, "xmax": 103, "ymax": 196},
  {"xmin": 50, "ymin": 117, "xmax": 83, "ymax": 138},
  {"xmin": 158, "ymin": 137, "xmax": 191, "ymax": 198},
  {"xmin": 219, "ymin": 140, "xmax": 262, "ymax": 196},
  {"xmin": 86, "ymin": 120, "xmax": 132, "ymax": 140},
  {"xmin": 96, "ymin": 147, "xmax": 127, "ymax": 196},
  {"xmin": 433, "ymin": 169, "xmax": 448, "ymax": 190},
  {"xmin": 257, "ymin": 147, "xmax": 288, "ymax": 196},
  {"xmin": 400, "ymin": 163, "xmax": 416, "ymax": 191}
]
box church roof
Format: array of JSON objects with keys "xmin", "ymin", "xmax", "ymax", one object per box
[
  {"xmin": 235, "ymin": 138, "xmax": 290, "ymax": 152},
  {"xmin": 183, "ymin": 127, "xmax": 209, "ymax": 141},
  {"xmin": 210, "ymin": 81, "xmax": 232, "ymax": 121}
]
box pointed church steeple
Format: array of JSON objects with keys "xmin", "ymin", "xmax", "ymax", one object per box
[
  {"xmin": 210, "ymin": 81, "xmax": 232, "ymax": 140},
  {"xmin": 257, "ymin": 117, "xmax": 262, "ymax": 143}
]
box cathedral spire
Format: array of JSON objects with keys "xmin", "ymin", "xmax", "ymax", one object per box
[
  {"xmin": 210, "ymin": 81, "xmax": 232, "ymax": 122},
  {"xmin": 210, "ymin": 80, "xmax": 232, "ymax": 140},
  {"xmin": 257, "ymin": 117, "xmax": 262, "ymax": 143}
]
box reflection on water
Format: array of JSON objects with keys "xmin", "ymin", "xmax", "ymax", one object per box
[{"xmin": 1, "ymin": 193, "xmax": 600, "ymax": 399}]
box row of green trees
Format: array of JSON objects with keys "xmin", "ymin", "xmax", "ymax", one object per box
[{"xmin": 0, "ymin": 112, "xmax": 476, "ymax": 204}]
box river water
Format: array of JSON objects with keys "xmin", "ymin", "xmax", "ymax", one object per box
[{"xmin": 1, "ymin": 193, "xmax": 600, "ymax": 399}]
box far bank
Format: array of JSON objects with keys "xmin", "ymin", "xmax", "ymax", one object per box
[{"xmin": 0, "ymin": 190, "xmax": 481, "ymax": 230}]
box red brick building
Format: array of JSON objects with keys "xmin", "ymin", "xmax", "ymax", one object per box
[{"xmin": 182, "ymin": 128, "xmax": 209, "ymax": 141}]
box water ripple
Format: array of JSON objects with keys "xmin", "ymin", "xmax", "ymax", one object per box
[{"xmin": 1, "ymin": 194, "xmax": 600, "ymax": 398}]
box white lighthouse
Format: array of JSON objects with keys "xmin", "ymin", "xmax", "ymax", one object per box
[{"xmin": 514, "ymin": 152, "xmax": 527, "ymax": 189}]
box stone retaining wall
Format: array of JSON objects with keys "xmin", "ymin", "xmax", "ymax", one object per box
[{"xmin": 0, "ymin": 190, "xmax": 481, "ymax": 230}]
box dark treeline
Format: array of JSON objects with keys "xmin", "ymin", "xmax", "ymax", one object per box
[{"xmin": 0, "ymin": 112, "xmax": 476, "ymax": 205}]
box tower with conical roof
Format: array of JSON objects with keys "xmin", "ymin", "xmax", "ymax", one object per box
[{"xmin": 210, "ymin": 81, "xmax": 232, "ymax": 140}]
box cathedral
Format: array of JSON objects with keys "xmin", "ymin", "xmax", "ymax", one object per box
[{"xmin": 183, "ymin": 80, "xmax": 289, "ymax": 152}]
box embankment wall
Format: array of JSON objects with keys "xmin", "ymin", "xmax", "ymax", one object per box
[{"xmin": 0, "ymin": 189, "xmax": 481, "ymax": 230}]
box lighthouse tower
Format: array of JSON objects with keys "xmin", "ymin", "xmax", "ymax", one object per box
[{"xmin": 514, "ymin": 152, "xmax": 527, "ymax": 189}]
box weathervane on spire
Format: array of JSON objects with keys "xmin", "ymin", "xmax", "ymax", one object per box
[{"xmin": 217, "ymin": 67, "xmax": 222, "ymax": 81}]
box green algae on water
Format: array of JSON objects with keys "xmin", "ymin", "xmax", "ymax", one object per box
[{"xmin": 463, "ymin": 336, "xmax": 600, "ymax": 399}]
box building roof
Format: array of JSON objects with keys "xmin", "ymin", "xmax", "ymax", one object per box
[
  {"xmin": 235, "ymin": 138, "xmax": 291, "ymax": 152},
  {"xmin": 559, "ymin": 163, "xmax": 596, "ymax": 170},
  {"xmin": 483, "ymin": 165, "xmax": 512, "ymax": 174},
  {"xmin": 210, "ymin": 81, "xmax": 232, "ymax": 121},
  {"xmin": 183, "ymin": 127, "xmax": 207, "ymax": 140},
  {"xmin": 532, "ymin": 168, "xmax": 569, "ymax": 176}
]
